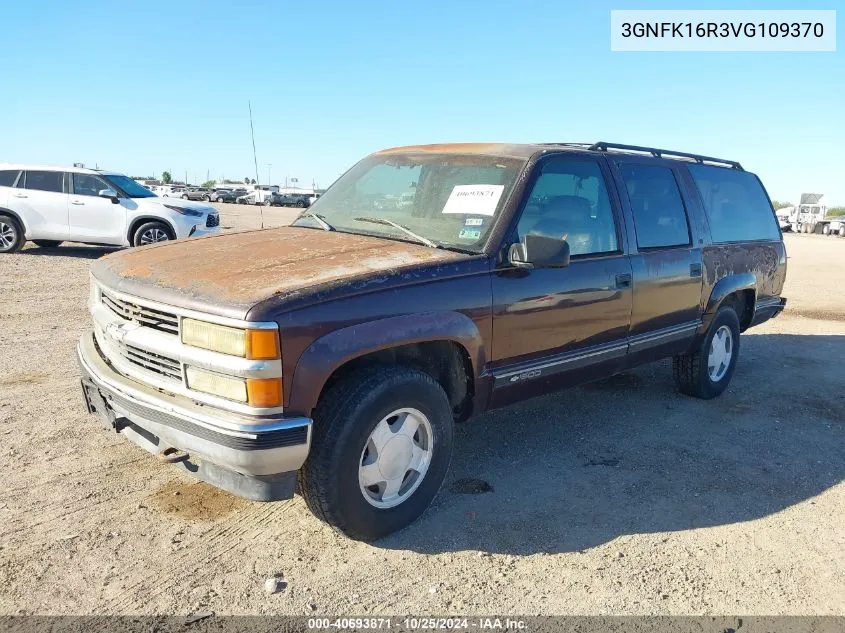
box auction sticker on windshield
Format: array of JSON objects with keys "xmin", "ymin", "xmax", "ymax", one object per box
[{"xmin": 442, "ymin": 184, "xmax": 504, "ymax": 216}]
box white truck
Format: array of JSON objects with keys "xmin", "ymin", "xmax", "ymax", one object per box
[{"xmin": 788, "ymin": 193, "xmax": 844, "ymax": 236}]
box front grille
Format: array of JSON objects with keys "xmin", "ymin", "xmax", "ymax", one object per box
[
  {"xmin": 115, "ymin": 342, "xmax": 182, "ymax": 382},
  {"xmin": 102, "ymin": 292, "xmax": 179, "ymax": 335},
  {"xmin": 206, "ymin": 213, "xmax": 220, "ymax": 228}
]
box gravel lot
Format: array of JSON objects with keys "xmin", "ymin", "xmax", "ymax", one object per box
[{"xmin": 1, "ymin": 205, "xmax": 843, "ymax": 615}]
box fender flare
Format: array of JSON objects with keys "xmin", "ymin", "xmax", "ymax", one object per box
[
  {"xmin": 699, "ymin": 272, "xmax": 756, "ymax": 334},
  {"xmin": 286, "ymin": 311, "xmax": 486, "ymax": 415},
  {"xmin": 0, "ymin": 207, "xmax": 29, "ymax": 235}
]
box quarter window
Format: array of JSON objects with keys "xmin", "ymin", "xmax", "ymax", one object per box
[
  {"xmin": 620, "ymin": 165, "xmax": 690, "ymax": 249},
  {"xmin": 73, "ymin": 173, "xmax": 109, "ymax": 197},
  {"xmin": 0, "ymin": 170, "xmax": 20, "ymax": 187},
  {"xmin": 23, "ymin": 170, "xmax": 64, "ymax": 194},
  {"xmin": 687, "ymin": 165, "xmax": 780, "ymax": 243},
  {"xmin": 516, "ymin": 159, "xmax": 619, "ymax": 256}
]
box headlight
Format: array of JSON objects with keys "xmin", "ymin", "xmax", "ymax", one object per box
[
  {"xmin": 163, "ymin": 204, "xmax": 203, "ymax": 217},
  {"xmin": 185, "ymin": 367, "xmax": 283, "ymax": 407},
  {"xmin": 181, "ymin": 318, "xmax": 280, "ymax": 359}
]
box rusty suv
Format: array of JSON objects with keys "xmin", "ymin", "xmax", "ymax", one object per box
[{"xmin": 77, "ymin": 142, "xmax": 787, "ymax": 540}]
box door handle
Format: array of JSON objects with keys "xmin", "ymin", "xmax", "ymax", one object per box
[
  {"xmin": 71, "ymin": 200, "xmax": 85, "ymax": 205},
  {"xmin": 615, "ymin": 273, "xmax": 632, "ymax": 288},
  {"xmin": 690, "ymin": 263, "xmax": 702, "ymax": 278},
  {"xmin": 13, "ymin": 193, "xmax": 27, "ymax": 198}
]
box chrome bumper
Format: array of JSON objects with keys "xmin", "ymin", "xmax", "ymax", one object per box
[{"xmin": 77, "ymin": 332, "xmax": 311, "ymax": 501}]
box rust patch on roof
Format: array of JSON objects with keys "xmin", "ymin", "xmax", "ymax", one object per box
[{"xmin": 94, "ymin": 227, "xmax": 466, "ymax": 308}]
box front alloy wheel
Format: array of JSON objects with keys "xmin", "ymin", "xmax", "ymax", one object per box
[
  {"xmin": 358, "ymin": 408, "xmax": 434, "ymax": 509},
  {"xmin": 140, "ymin": 227, "xmax": 169, "ymax": 244}
]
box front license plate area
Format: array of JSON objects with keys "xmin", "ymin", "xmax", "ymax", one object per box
[{"xmin": 80, "ymin": 380, "xmax": 117, "ymax": 430}]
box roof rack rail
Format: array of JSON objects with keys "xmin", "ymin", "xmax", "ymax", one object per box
[{"xmin": 587, "ymin": 141, "xmax": 743, "ymax": 170}]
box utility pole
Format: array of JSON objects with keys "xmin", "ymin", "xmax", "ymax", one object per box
[
  {"xmin": 248, "ymin": 101, "xmax": 263, "ymax": 229},
  {"xmin": 267, "ymin": 164, "xmax": 272, "ymax": 187}
]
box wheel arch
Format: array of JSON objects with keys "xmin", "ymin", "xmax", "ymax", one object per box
[
  {"xmin": 0, "ymin": 207, "xmax": 29, "ymax": 235},
  {"xmin": 701, "ymin": 273, "xmax": 756, "ymax": 333},
  {"xmin": 286, "ymin": 312, "xmax": 486, "ymax": 420},
  {"xmin": 127, "ymin": 216, "xmax": 177, "ymax": 244}
]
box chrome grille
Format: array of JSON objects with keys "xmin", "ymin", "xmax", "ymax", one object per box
[
  {"xmin": 102, "ymin": 292, "xmax": 179, "ymax": 335},
  {"xmin": 114, "ymin": 341, "xmax": 182, "ymax": 382}
]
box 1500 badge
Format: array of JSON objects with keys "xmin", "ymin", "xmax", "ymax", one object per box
[{"xmin": 509, "ymin": 369, "xmax": 542, "ymax": 382}]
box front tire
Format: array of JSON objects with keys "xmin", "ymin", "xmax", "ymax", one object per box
[
  {"xmin": 299, "ymin": 366, "xmax": 454, "ymax": 541},
  {"xmin": 673, "ymin": 306, "xmax": 740, "ymax": 399},
  {"xmin": 33, "ymin": 239, "xmax": 63, "ymax": 248},
  {"xmin": 181, "ymin": 194, "xmax": 189, "ymax": 199},
  {"xmin": 0, "ymin": 215, "xmax": 25, "ymax": 254},
  {"xmin": 132, "ymin": 221, "xmax": 173, "ymax": 247},
  {"xmin": 203, "ymin": 195, "xmax": 211, "ymax": 202}
]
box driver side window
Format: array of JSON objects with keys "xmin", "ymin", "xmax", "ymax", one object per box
[
  {"xmin": 72, "ymin": 173, "xmax": 109, "ymax": 197},
  {"xmin": 516, "ymin": 158, "xmax": 619, "ymax": 257}
]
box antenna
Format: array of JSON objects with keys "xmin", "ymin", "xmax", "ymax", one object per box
[{"xmin": 248, "ymin": 101, "xmax": 264, "ymax": 229}]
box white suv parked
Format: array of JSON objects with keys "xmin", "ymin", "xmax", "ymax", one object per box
[{"xmin": 0, "ymin": 164, "xmax": 220, "ymax": 253}]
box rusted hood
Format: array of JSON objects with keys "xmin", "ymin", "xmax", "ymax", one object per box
[{"xmin": 91, "ymin": 227, "xmax": 468, "ymax": 319}]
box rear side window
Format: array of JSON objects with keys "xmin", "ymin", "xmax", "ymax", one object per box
[
  {"xmin": 688, "ymin": 165, "xmax": 780, "ymax": 243},
  {"xmin": 0, "ymin": 170, "xmax": 20, "ymax": 187},
  {"xmin": 619, "ymin": 165, "xmax": 691, "ymax": 249},
  {"xmin": 24, "ymin": 171, "xmax": 64, "ymax": 193}
]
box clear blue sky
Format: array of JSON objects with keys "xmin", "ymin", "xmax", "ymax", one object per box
[{"xmin": 1, "ymin": 0, "xmax": 842, "ymax": 204}]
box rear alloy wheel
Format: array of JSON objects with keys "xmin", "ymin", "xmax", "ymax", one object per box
[
  {"xmin": 133, "ymin": 221, "xmax": 172, "ymax": 247},
  {"xmin": 296, "ymin": 200, "xmax": 306, "ymax": 208},
  {"xmin": 181, "ymin": 194, "xmax": 189, "ymax": 199},
  {"xmin": 823, "ymin": 224, "xmax": 831, "ymax": 235},
  {"xmin": 203, "ymin": 195, "xmax": 211, "ymax": 202},
  {"xmin": 299, "ymin": 366, "xmax": 453, "ymax": 541},
  {"xmin": 0, "ymin": 215, "xmax": 25, "ymax": 253},
  {"xmin": 673, "ymin": 305, "xmax": 741, "ymax": 399},
  {"xmin": 33, "ymin": 240, "xmax": 63, "ymax": 248}
]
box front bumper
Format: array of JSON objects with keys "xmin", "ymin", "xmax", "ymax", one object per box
[
  {"xmin": 77, "ymin": 331, "xmax": 311, "ymax": 501},
  {"xmin": 171, "ymin": 213, "xmax": 221, "ymax": 240}
]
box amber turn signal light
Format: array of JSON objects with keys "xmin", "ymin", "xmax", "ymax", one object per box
[
  {"xmin": 246, "ymin": 329, "xmax": 281, "ymax": 360},
  {"xmin": 246, "ymin": 377, "xmax": 283, "ymax": 407}
]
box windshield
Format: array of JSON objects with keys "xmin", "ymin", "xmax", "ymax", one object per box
[
  {"xmin": 103, "ymin": 175, "xmax": 158, "ymax": 198},
  {"xmin": 293, "ymin": 153, "xmax": 525, "ymax": 251}
]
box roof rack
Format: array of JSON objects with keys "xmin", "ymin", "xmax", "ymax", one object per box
[{"xmin": 587, "ymin": 142, "xmax": 743, "ymax": 170}]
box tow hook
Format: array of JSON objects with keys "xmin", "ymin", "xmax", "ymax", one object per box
[{"xmin": 159, "ymin": 447, "xmax": 189, "ymax": 464}]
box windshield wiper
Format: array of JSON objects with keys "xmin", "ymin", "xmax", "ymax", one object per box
[
  {"xmin": 296, "ymin": 211, "xmax": 334, "ymax": 231},
  {"xmin": 352, "ymin": 217, "xmax": 439, "ymax": 248}
]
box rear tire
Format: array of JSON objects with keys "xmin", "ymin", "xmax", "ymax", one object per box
[
  {"xmin": 33, "ymin": 239, "xmax": 63, "ymax": 248},
  {"xmin": 840, "ymin": 227, "xmax": 845, "ymax": 238},
  {"xmin": 181, "ymin": 194, "xmax": 189, "ymax": 199},
  {"xmin": 132, "ymin": 221, "xmax": 173, "ymax": 247},
  {"xmin": 203, "ymin": 195, "xmax": 211, "ymax": 202},
  {"xmin": 823, "ymin": 224, "xmax": 831, "ymax": 235},
  {"xmin": 673, "ymin": 305, "xmax": 741, "ymax": 400},
  {"xmin": 299, "ymin": 366, "xmax": 454, "ymax": 541},
  {"xmin": 0, "ymin": 215, "xmax": 25, "ymax": 254}
]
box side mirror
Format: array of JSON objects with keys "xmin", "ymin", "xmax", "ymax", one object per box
[
  {"xmin": 98, "ymin": 189, "xmax": 120, "ymax": 204},
  {"xmin": 508, "ymin": 233, "xmax": 571, "ymax": 269}
]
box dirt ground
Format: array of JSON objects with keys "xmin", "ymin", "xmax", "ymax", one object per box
[{"xmin": 1, "ymin": 206, "xmax": 843, "ymax": 615}]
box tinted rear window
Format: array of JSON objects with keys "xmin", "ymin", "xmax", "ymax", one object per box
[
  {"xmin": 0, "ymin": 170, "xmax": 20, "ymax": 187},
  {"xmin": 619, "ymin": 165, "xmax": 691, "ymax": 249},
  {"xmin": 688, "ymin": 165, "xmax": 780, "ymax": 242},
  {"xmin": 24, "ymin": 170, "xmax": 64, "ymax": 193}
]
